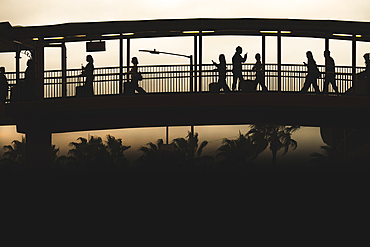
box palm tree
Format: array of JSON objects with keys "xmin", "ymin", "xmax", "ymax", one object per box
[
  {"xmin": 137, "ymin": 138, "xmax": 174, "ymax": 170},
  {"xmin": 247, "ymin": 124, "xmax": 300, "ymax": 170},
  {"xmin": 105, "ymin": 134, "xmax": 131, "ymax": 166},
  {"xmin": 310, "ymin": 145, "xmax": 337, "ymax": 170},
  {"xmin": 68, "ymin": 136, "xmax": 110, "ymax": 167},
  {"xmin": 216, "ymin": 131, "xmax": 256, "ymax": 168},
  {"xmin": 138, "ymin": 139, "xmax": 164, "ymax": 163},
  {"xmin": 172, "ymin": 131, "xmax": 209, "ymax": 164},
  {"xmin": 2, "ymin": 137, "xmax": 26, "ymax": 165},
  {"xmin": 1, "ymin": 137, "xmax": 60, "ymax": 165}
]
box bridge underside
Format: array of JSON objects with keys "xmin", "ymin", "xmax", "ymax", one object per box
[{"xmin": 5, "ymin": 92, "xmax": 370, "ymax": 134}]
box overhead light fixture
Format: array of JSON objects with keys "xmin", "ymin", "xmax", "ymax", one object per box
[
  {"xmin": 182, "ymin": 30, "xmax": 215, "ymax": 34},
  {"xmin": 332, "ymin": 33, "xmax": 352, "ymax": 37},
  {"xmin": 74, "ymin": 34, "xmax": 87, "ymax": 38},
  {"xmin": 281, "ymin": 31, "xmax": 291, "ymax": 34},
  {"xmin": 183, "ymin": 31, "xmax": 200, "ymax": 34},
  {"xmin": 122, "ymin": 32, "xmax": 134, "ymax": 36},
  {"xmin": 33, "ymin": 38, "xmax": 39, "ymax": 41},
  {"xmin": 260, "ymin": 31, "xmax": 278, "ymax": 34},
  {"xmin": 44, "ymin": 36, "xmax": 64, "ymax": 40},
  {"xmin": 101, "ymin": 33, "xmax": 120, "ymax": 37}
]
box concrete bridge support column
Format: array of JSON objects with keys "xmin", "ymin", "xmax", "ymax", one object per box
[
  {"xmin": 25, "ymin": 128, "xmax": 52, "ymax": 166},
  {"xmin": 18, "ymin": 120, "xmax": 53, "ymax": 166}
]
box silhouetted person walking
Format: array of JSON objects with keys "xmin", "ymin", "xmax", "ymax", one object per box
[
  {"xmin": 25, "ymin": 59, "xmax": 36, "ymax": 100},
  {"xmin": 126, "ymin": 57, "xmax": 146, "ymax": 94},
  {"xmin": 232, "ymin": 46, "xmax": 247, "ymax": 91},
  {"xmin": 0, "ymin": 67, "xmax": 8, "ymax": 103},
  {"xmin": 301, "ymin": 51, "xmax": 321, "ymax": 94},
  {"xmin": 355, "ymin": 53, "xmax": 370, "ymax": 95},
  {"xmin": 357, "ymin": 53, "xmax": 370, "ymax": 81},
  {"xmin": 323, "ymin": 50, "xmax": 339, "ymax": 95},
  {"xmin": 212, "ymin": 54, "xmax": 230, "ymax": 92},
  {"xmin": 252, "ymin": 53, "xmax": 268, "ymax": 92},
  {"xmin": 81, "ymin": 55, "xmax": 94, "ymax": 96}
]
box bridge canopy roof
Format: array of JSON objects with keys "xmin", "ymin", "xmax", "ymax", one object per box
[{"xmin": 1, "ymin": 18, "xmax": 370, "ymax": 52}]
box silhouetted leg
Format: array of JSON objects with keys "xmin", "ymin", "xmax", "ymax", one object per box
[
  {"xmin": 323, "ymin": 80, "xmax": 329, "ymax": 94},
  {"xmin": 237, "ymin": 74, "xmax": 244, "ymax": 91},
  {"xmin": 331, "ymin": 80, "xmax": 339, "ymax": 94},
  {"xmin": 220, "ymin": 82, "xmax": 230, "ymax": 92},
  {"xmin": 312, "ymin": 79, "xmax": 321, "ymax": 94},
  {"xmin": 232, "ymin": 74, "xmax": 238, "ymax": 91},
  {"xmin": 301, "ymin": 76, "xmax": 311, "ymax": 93},
  {"xmin": 136, "ymin": 87, "xmax": 146, "ymax": 94},
  {"xmin": 256, "ymin": 77, "xmax": 268, "ymax": 92}
]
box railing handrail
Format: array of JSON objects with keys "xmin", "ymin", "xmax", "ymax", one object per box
[{"xmin": 5, "ymin": 63, "xmax": 366, "ymax": 74}]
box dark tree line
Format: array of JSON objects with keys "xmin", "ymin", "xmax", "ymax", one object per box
[{"xmin": 0, "ymin": 125, "xmax": 305, "ymax": 173}]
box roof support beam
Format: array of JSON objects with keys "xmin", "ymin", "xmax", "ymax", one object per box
[
  {"xmin": 193, "ymin": 35, "xmax": 198, "ymax": 92},
  {"xmin": 352, "ymin": 35, "xmax": 356, "ymax": 96},
  {"xmin": 61, "ymin": 42, "xmax": 67, "ymax": 98},
  {"xmin": 198, "ymin": 32, "xmax": 203, "ymax": 92},
  {"xmin": 119, "ymin": 34, "xmax": 123, "ymax": 94},
  {"xmin": 277, "ymin": 31, "xmax": 282, "ymax": 92}
]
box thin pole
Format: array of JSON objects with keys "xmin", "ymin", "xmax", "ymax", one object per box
[
  {"xmin": 325, "ymin": 37, "xmax": 329, "ymax": 66},
  {"xmin": 190, "ymin": 55, "xmax": 193, "ymax": 92},
  {"xmin": 15, "ymin": 44, "xmax": 20, "ymax": 87},
  {"xmin": 119, "ymin": 34, "xmax": 123, "ymax": 94},
  {"xmin": 166, "ymin": 126, "xmax": 169, "ymax": 144},
  {"xmin": 126, "ymin": 38, "xmax": 131, "ymax": 92},
  {"xmin": 199, "ymin": 32, "xmax": 203, "ymax": 92},
  {"xmin": 126, "ymin": 38, "xmax": 130, "ymax": 71},
  {"xmin": 61, "ymin": 42, "xmax": 67, "ymax": 98},
  {"xmin": 325, "ymin": 37, "xmax": 329, "ymax": 93},
  {"xmin": 325, "ymin": 37, "xmax": 329, "ymax": 52},
  {"xmin": 277, "ymin": 31, "xmax": 282, "ymax": 92},
  {"xmin": 262, "ymin": 35, "xmax": 266, "ymax": 65},
  {"xmin": 262, "ymin": 35, "xmax": 266, "ymax": 89},
  {"xmin": 352, "ymin": 35, "xmax": 356, "ymax": 96},
  {"xmin": 37, "ymin": 37, "xmax": 44, "ymax": 100},
  {"xmin": 194, "ymin": 35, "xmax": 198, "ymax": 92}
]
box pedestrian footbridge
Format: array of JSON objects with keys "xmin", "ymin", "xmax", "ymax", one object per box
[{"xmin": 1, "ymin": 18, "xmax": 370, "ymax": 165}]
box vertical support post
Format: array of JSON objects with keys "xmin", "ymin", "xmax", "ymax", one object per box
[
  {"xmin": 262, "ymin": 35, "xmax": 266, "ymax": 66},
  {"xmin": 166, "ymin": 126, "xmax": 169, "ymax": 145},
  {"xmin": 15, "ymin": 44, "xmax": 21, "ymax": 87},
  {"xmin": 61, "ymin": 42, "xmax": 67, "ymax": 98},
  {"xmin": 119, "ymin": 34, "xmax": 124, "ymax": 94},
  {"xmin": 262, "ymin": 35, "xmax": 266, "ymax": 88},
  {"xmin": 126, "ymin": 38, "xmax": 131, "ymax": 72},
  {"xmin": 277, "ymin": 31, "xmax": 282, "ymax": 92},
  {"xmin": 194, "ymin": 35, "xmax": 198, "ymax": 92},
  {"xmin": 36, "ymin": 37, "xmax": 44, "ymax": 100},
  {"xmin": 125, "ymin": 38, "xmax": 131, "ymax": 93},
  {"xmin": 199, "ymin": 32, "xmax": 203, "ymax": 92},
  {"xmin": 325, "ymin": 37, "xmax": 329, "ymax": 52},
  {"xmin": 325, "ymin": 37, "xmax": 329, "ymax": 66},
  {"xmin": 190, "ymin": 55, "xmax": 193, "ymax": 93},
  {"xmin": 325, "ymin": 37, "xmax": 329, "ymax": 93},
  {"xmin": 352, "ymin": 35, "xmax": 356, "ymax": 96}
]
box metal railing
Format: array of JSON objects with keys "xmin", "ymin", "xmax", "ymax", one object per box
[{"xmin": 4, "ymin": 63, "xmax": 368, "ymax": 102}]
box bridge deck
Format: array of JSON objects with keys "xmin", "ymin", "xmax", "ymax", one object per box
[{"xmin": 4, "ymin": 92, "xmax": 370, "ymax": 133}]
